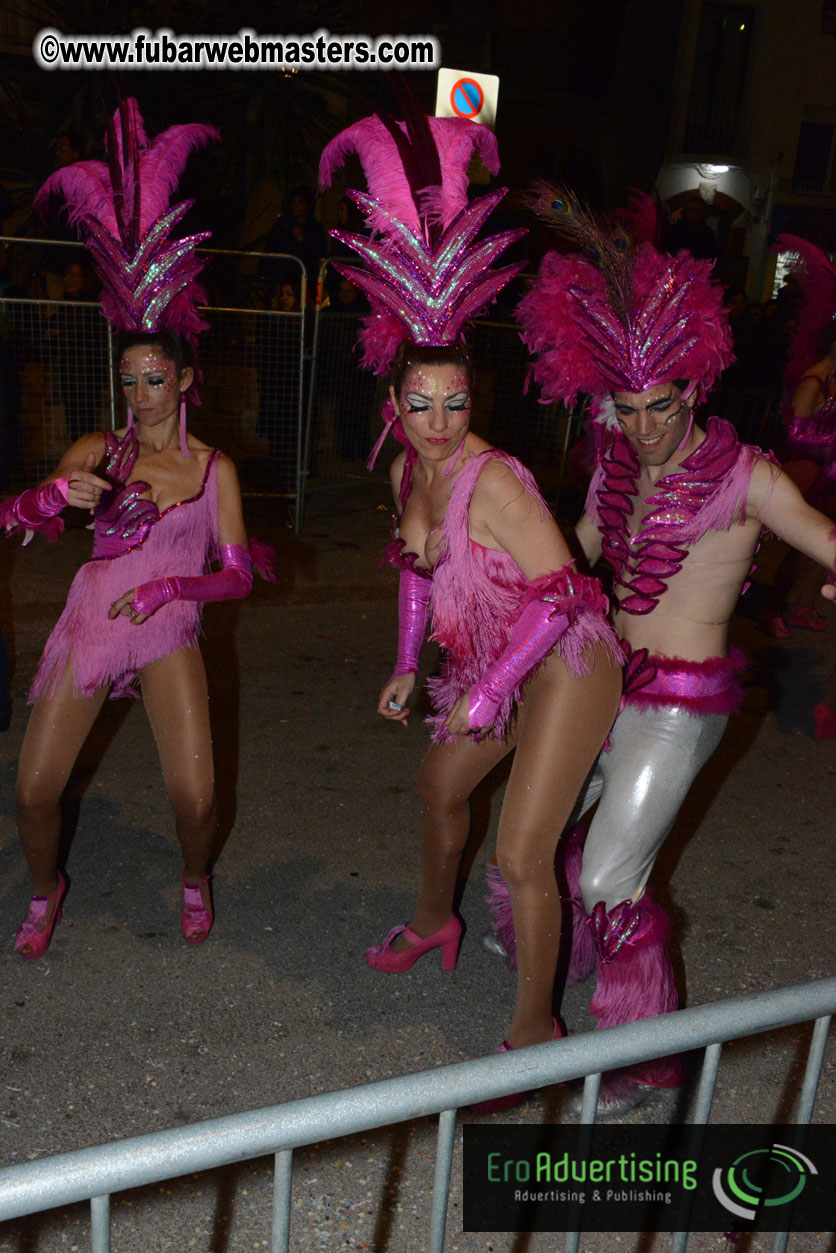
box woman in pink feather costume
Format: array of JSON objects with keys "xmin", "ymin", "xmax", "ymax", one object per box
[
  {"xmin": 5, "ymin": 329, "xmax": 259, "ymax": 959},
  {"xmin": 368, "ymin": 339, "xmax": 622, "ymax": 1081}
]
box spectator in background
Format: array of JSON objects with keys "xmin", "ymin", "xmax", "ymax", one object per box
[
  {"xmin": 667, "ymin": 199, "xmax": 719, "ymax": 261},
  {"xmin": 717, "ymin": 287, "xmax": 758, "ymax": 422},
  {"xmin": 53, "ymin": 132, "xmax": 82, "ymax": 168},
  {"xmin": 322, "ymin": 274, "xmax": 374, "ymax": 462},
  {"xmin": 752, "ymin": 299, "xmax": 790, "ymax": 408},
  {"xmin": 0, "ymin": 244, "xmax": 26, "ymax": 302},
  {"xmin": 0, "ymin": 186, "xmax": 14, "ymax": 231},
  {"xmin": 776, "ymin": 270, "xmax": 802, "ymax": 324},
  {"xmin": 42, "ymin": 134, "xmax": 87, "ymax": 280},
  {"xmin": 48, "ymin": 256, "xmax": 107, "ymax": 443},
  {"xmin": 325, "ymin": 195, "xmax": 368, "ymax": 307},
  {"xmin": 262, "ymin": 184, "xmax": 327, "ymax": 307}
]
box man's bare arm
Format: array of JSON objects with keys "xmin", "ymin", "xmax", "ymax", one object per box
[
  {"xmin": 748, "ymin": 459, "xmax": 836, "ymax": 599},
  {"xmin": 574, "ymin": 510, "xmax": 604, "ymax": 567}
]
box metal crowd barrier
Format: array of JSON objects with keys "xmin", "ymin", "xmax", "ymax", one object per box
[
  {"xmin": 0, "ymin": 237, "xmax": 307, "ymax": 528},
  {"xmin": 0, "ymin": 977, "xmax": 832, "ymax": 1252}
]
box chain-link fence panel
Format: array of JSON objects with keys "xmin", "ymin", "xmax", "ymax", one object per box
[
  {"xmin": 186, "ymin": 304, "xmax": 305, "ymax": 505},
  {"xmin": 304, "ymin": 293, "xmax": 388, "ymax": 496},
  {"xmin": 0, "ymin": 294, "xmax": 112, "ymax": 489}
]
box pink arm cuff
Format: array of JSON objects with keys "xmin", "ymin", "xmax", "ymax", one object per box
[
  {"xmin": 466, "ymin": 565, "xmax": 618, "ymax": 731},
  {"xmin": 394, "ymin": 568, "xmax": 433, "ymax": 675},
  {"xmin": 0, "ymin": 478, "xmax": 69, "ymax": 542},
  {"xmin": 130, "ymin": 543, "xmax": 254, "ymax": 617},
  {"xmin": 467, "ymin": 597, "xmax": 570, "ymax": 729}
]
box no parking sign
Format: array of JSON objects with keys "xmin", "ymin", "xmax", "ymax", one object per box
[{"xmin": 435, "ymin": 68, "xmax": 499, "ymax": 129}]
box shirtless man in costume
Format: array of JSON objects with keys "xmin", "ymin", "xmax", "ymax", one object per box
[{"xmin": 487, "ymin": 202, "xmax": 836, "ymax": 1116}]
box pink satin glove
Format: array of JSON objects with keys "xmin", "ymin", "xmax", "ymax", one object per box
[
  {"xmin": 466, "ymin": 597, "xmax": 570, "ymax": 730},
  {"xmin": 394, "ymin": 567, "xmax": 433, "ymax": 676},
  {"xmin": 128, "ymin": 544, "xmax": 254, "ymax": 619},
  {"xmin": 0, "ymin": 478, "xmax": 69, "ymax": 543}
]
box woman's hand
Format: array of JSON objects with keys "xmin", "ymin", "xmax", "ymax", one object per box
[
  {"xmin": 444, "ymin": 692, "xmax": 492, "ymax": 737},
  {"xmin": 66, "ymin": 452, "xmax": 110, "ymax": 511},
  {"xmin": 108, "ymin": 589, "xmax": 150, "ymax": 625},
  {"xmin": 377, "ymin": 672, "xmax": 416, "ymax": 724}
]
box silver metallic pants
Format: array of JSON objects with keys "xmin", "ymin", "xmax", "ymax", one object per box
[{"xmin": 573, "ymin": 703, "xmax": 729, "ymax": 913}]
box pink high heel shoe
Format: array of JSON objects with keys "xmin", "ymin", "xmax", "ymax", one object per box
[
  {"xmin": 14, "ymin": 871, "xmax": 67, "ymax": 960},
  {"xmin": 364, "ymin": 915, "xmax": 462, "ymax": 973},
  {"xmin": 762, "ymin": 615, "xmax": 790, "ymax": 640},
  {"xmin": 181, "ymin": 875, "xmax": 214, "ymax": 944},
  {"xmin": 470, "ymin": 1017, "xmax": 566, "ymax": 1115},
  {"xmin": 787, "ymin": 607, "xmax": 827, "ymax": 631},
  {"xmin": 814, "ymin": 702, "xmax": 836, "ymax": 740}
]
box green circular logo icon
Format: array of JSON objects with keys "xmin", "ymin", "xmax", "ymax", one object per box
[{"xmin": 712, "ymin": 1144, "xmax": 817, "ymax": 1221}]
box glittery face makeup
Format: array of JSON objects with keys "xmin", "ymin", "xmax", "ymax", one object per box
[
  {"xmin": 394, "ymin": 364, "xmax": 472, "ymax": 458},
  {"xmin": 612, "ymin": 384, "xmax": 691, "ymax": 466},
  {"xmin": 119, "ymin": 347, "xmax": 181, "ymax": 426}
]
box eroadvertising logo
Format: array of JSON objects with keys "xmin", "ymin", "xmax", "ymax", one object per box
[
  {"xmin": 712, "ymin": 1144, "xmax": 817, "ymax": 1222},
  {"xmin": 462, "ymin": 1125, "xmax": 836, "ymax": 1234}
]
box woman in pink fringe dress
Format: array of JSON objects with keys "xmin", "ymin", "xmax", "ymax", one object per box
[
  {"xmin": 4, "ymin": 99, "xmax": 269, "ymax": 959},
  {"xmin": 367, "ymin": 341, "xmax": 622, "ymax": 1103},
  {"xmin": 4, "ymin": 329, "xmax": 255, "ymax": 960},
  {"xmin": 318, "ymin": 97, "xmax": 622, "ymax": 1104}
]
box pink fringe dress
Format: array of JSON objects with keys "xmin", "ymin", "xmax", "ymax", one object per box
[
  {"xmin": 387, "ymin": 449, "xmax": 622, "ymax": 744},
  {"xmin": 31, "ymin": 429, "xmax": 220, "ymax": 701}
]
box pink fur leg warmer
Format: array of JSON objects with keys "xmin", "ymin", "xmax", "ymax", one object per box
[{"xmin": 588, "ymin": 890, "xmax": 685, "ymax": 1088}]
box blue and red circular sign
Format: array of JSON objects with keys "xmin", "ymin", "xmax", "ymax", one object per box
[{"xmin": 450, "ymin": 78, "xmax": 484, "ymax": 119}]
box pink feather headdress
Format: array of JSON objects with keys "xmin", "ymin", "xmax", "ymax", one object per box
[
  {"xmin": 318, "ymin": 92, "xmax": 526, "ymax": 465},
  {"xmin": 35, "ymin": 98, "xmax": 219, "ymax": 348},
  {"xmin": 516, "ymin": 186, "xmax": 733, "ymax": 422},
  {"xmin": 774, "ymin": 233, "xmax": 836, "ymax": 393}
]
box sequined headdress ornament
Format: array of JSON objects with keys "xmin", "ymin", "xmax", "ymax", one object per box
[
  {"xmin": 516, "ymin": 185, "xmax": 734, "ymax": 425},
  {"xmin": 774, "ymin": 233, "xmax": 836, "ymax": 393},
  {"xmin": 318, "ymin": 89, "xmax": 527, "ymax": 464},
  {"xmin": 35, "ymin": 99, "xmax": 218, "ymax": 453},
  {"xmin": 36, "ymin": 99, "xmax": 218, "ymax": 344}
]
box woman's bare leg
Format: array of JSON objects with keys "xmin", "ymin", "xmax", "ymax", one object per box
[
  {"xmin": 496, "ymin": 644, "xmax": 621, "ymax": 1048},
  {"xmin": 139, "ymin": 645, "xmax": 216, "ymax": 895},
  {"xmin": 17, "ymin": 659, "xmax": 108, "ymax": 895},
  {"xmin": 390, "ymin": 733, "xmax": 515, "ymax": 951}
]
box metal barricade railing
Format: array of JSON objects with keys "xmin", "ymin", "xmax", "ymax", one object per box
[
  {"xmin": 0, "ymin": 238, "xmax": 308, "ymax": 529},
  {"xmin": 0, "ymin": 977, "xmax": 832, "ymax": 1252}
]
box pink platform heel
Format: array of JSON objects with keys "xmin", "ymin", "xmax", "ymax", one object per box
[
  {"xmin": 787, "ymin": 607, "xmax": 827, "ymax": 632},
  {"xmin": 181, "ymin": 874, "xmax": 214, "ymax": 944},
  {"xmin": 364, "ymin": 915, "xmax": 462, "ymax": 973},
  {"xmin": 814, "ymin": 702, "xmax": 836, "ymax": 740},
  {"xmin": 470, "ymin": 1017, "xmax": 566, "ymax": 1115},
  {"xmin": 762, "ymin": 615, "xmax": 790, "ymax": 640},
  {"xmin": 14, "ymin": 871, "xmax": 67, "ymax": 959}
]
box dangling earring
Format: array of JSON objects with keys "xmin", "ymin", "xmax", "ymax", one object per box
[
  {"xmin": 180, "ymin": 394, "xmax": 191, "ymax": 458},
  {"xmin": 676, "ymin": 404, "xmax": 695, "ymax": 450},
  {"xmin": 127, "ymin": 407, "xmax": 135, "ymax": 431}
]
